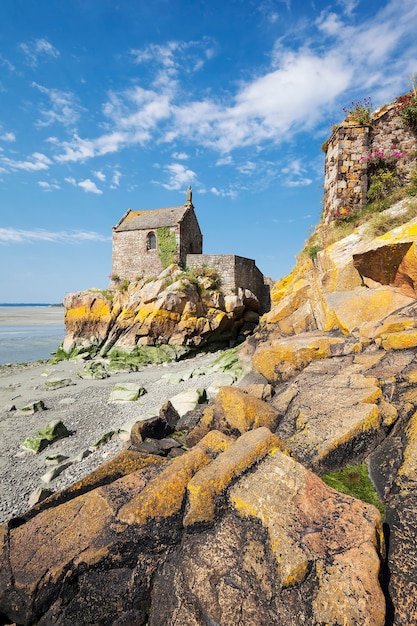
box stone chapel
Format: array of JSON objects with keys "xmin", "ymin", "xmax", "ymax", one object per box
[{"xmin": 111, "ymin": 187, "xmax": 270, "ymax": 312}]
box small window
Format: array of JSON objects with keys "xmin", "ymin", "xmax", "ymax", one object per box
[{"xmin": 147, "ymin": 231, "xmax": 156, "ymax": 251}]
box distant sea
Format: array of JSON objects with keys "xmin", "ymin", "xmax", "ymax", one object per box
[{"xmin": 0, "ymin": 304, "xmax": 65, "ymax": 365}]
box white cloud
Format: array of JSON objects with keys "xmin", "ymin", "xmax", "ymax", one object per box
[
  {"xmin": 50, "ymin": 0, "xmax": 417, "ymax": 170},
  {"xmin": 0, "ymin": 54, "xmax": 15, "ymax": 72},
  {"xmin": 237, "ymin": 161, "xmax": 256, "ymax": 175},
  {"xmin": 94, "ymin": 170, "xmax": 106, "ymax": 181},
  {"xmin": 172, "ymin": 151, "xmax": 188, "ymax": 160},
  {"xmin": 0, "ymin": 152, "xmax": 51, "ymax": 172},
  {"xmin": 216, "ymin": 155, "xmax": 233, "ymax": 166},
  {"xmin": 210, "ymin": 186, "xmax": 238, "ymax": 199},
  {"xmin": 0, "ymin": 132, "xmax": 15, "ymax": 142},
  {"xmin": 0, "ymin": 227, "xmax": 110, "ymax": 244},
  {"xmin": 130, "ymin": 38, "xmax": 214, "ymax": 89},
  {"xmin": 281, "ymin": 158, "xmax": 313, "ymax": 187},
  {"xmin": 19, "ymin": 38, "xmax": 60, "ymax": 67},
  {"xmin": 161, "ymin": 163, "xmax": 197, "ymax": 191},
  {"xmin": 78, "ymin": 178, "xmax": 103, "ymax": 194},
  {"xmin": 337, "ymin": 0, "xmax": 359, "ymax": 16},
  {"xmin": 32, "ymin": 82, "xmax": 82, "ymax": 127},
  {"xmin": 38, "ymin": 180, "xmax": 60, "ymax": 191},
  {"xmin": 110, "ymin": 170, "xmax": 121, "ymax": 189},
  {"xmin": 65, "ymin": 176, "xmax": 102, "ymax": 194}
]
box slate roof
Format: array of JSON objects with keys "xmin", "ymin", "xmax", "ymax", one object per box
[{"xmin": 113, "ymin": 206, "xmax": 191, "ymax": 232}]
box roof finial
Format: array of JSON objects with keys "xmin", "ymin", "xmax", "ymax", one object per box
[{"xmin": 185, "ymin": 185, "xmax": 193, "ymax": 207}]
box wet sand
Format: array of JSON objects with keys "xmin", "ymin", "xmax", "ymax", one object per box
[{"xmin": 0, "ymin": 306, "xmax": 64, "ymax": 327}]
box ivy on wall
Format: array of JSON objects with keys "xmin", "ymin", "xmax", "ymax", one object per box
[{"xmin": 157, "ymin": 227, "xmax": 178, "ymax": 268}]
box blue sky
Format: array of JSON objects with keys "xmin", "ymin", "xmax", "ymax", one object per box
[{"xmin": 1, "ymin": 0, "xmax": 417, "ymax": 303}]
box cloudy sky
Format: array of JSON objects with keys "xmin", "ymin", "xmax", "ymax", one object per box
[{"xmin": 1, "ymin": 0, "xmax": 417, "ymax": 302}]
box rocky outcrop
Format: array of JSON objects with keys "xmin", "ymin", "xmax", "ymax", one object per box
[
  {"xmin": 63, "ymin": 264, "xmax": 263, "ymax": 356},
  {"xmin": 0, "ymin": 430, "xmax": 385, "ymax": 626},
  {"xmin": 3, "ymin": 192, "xmax": 417, "ymax": 621}
]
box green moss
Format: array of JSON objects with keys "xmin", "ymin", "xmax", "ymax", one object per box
[
  {"xmin": 322, "ymin": 462, "xmax": 385, "ymax": 516},
  {"xmin": 20, "ymin": 420, "xmax": 70, "ymax": 454},
  {"xmin": 157, "ymin": 226, "xmax": 178, "ymax": 268},
  {"xmin": 108, "ymin": 344, "xmax": 182, "ymax": 370},
  {"xmin": 48, "ymin": 344, "xmax": 100, "ymax": 364},
  {"xmin": 93, "ymin": 430, "xmax": 120, "ymax": 448}
]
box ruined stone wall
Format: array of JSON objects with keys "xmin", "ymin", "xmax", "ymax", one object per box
[
  {"xmin": 323, "ymin": 104, "xmax": 417, "ymax": 224},
  {"xmin": 323, "ymin": 123, "xmax": 370, "ymax": 225},
  {"xmin": 370, "ymin": 105, "xmax": 417, "ymax": 177},
  {"xmin": 186, "ymin": 254, "xmax": 270, "ymax": 312}
]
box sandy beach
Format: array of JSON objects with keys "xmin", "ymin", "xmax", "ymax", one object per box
[{"xmin": 0, "ymin": 306, "xmax": 64, "ymax": 327}]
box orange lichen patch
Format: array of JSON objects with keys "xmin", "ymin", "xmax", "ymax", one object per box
[
  {"xmin": 381, "ymin": 329, "xmax": 417, "ymax": 350},
  {"xmin": 379, "ymin": 400, "xmax": 398, "ymax": 427},
  {"xmin": 9, "ymin": 488, "xmax": 114, "ymax": 592},
  {"xmin": 404, "ymin": 370, "xmax": 417, "ymax": 383},
  {"xmin": 117, "ymin": 446, "xmax": 211, "ymax": 525},
  {"xmin": 270, "ymin": 262, "xmax": 312, "ymax": 306},
  {"xmin": 325, "ymin": 288, "xmax": 414, "ymax": 336},
  {"xmin": 195, "ymin": 429, "xmax": 233, "ymax": 456},
  {"xmin": 31, "ymin": 451, "xmax": 166, "ymax": 516},
  {"xmin": 184, "ymin": 428, "xmax": 286, "ymax": 526},
  {"xmin": 266, "ymin": 280, "xmax": 310, "ymax": 325},
  {"xmin": 214, "ymin": 386, "xmax": 279, "ymax": 435},
  {"xmin": 117, "ymin": 309, "xmax": 136, "ymax": 322},
  {"xmin": 90, "ymin": 299, "xmax": 112, "ymax": 317},
  {"xmin": 252, "ymin": 335, "xmax": 348, "ymax": 383},
  {"xmin": 374, "ymin": 316, "xmax": 417, "ymax": 337}
]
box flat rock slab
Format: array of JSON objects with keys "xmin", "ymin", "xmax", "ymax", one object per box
[{"xmin": 273, "ymin": 355, "xmax": 396, "ymax": 472}]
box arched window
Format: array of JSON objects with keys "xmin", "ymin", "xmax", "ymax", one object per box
[{"xmin": 146, "ymin": 231, "xmax": 156, "ymax": 251}]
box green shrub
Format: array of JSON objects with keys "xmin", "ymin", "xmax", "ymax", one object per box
[
  {"xmin": 367, "ymin": 170, "xmax": 399, "ymax": 202},
  {"xmin": 307, "ymin": 244, "xmax": 322, "ymax": 260}
]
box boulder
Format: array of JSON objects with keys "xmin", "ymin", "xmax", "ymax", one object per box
[
  {"xmin": 0, "ymin": 433, "xmax": 385, "ymax": 626},
  {"xmin": 169, "ymin": 388, "xmax": 206, "ymax": 417},
  {"xmin": 20, "ymin": 420, "xmax": 70, "ymax": 454},
  {"xmin": 211, "ymin": 386, "xmax": 279, "ymax": 436},
  {"xmin": 151, "ymin": 449, "xmax": 385, "ymax": 626},
  {"xmin": 108, "ymin": 383, "xmax": 147, "ymax": 402},
  {"xmin": 18, "ymin": 400, "xmax": 46, "ymax": 415}
]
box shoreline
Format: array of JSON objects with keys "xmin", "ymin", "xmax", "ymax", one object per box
[
  {"xmin": 0, "ymin": 306, "xmax": 65, "ymax": 366},
  {"xmin": 0, "ymin": 305, "xmax": 65, "ymax": 327}
]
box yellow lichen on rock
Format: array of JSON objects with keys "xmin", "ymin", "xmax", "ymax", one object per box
[
  {"xmin": 396, "ymin": 410, "xmax": 417, "ymax": 492},
  {"xmin": 381, "ymin": 329, "xmax": 417, "ymax": 350},
  {"xmin": 184, "ymin": 428, "xmax": 286, "ymax": 526},
  {"xmin": 117, "ymin": 446, "xmax": 210, "ymax": 525},
  {"xmin": 325, "ymin": 287, "xmax": 414, "ymax": 335},
  {"xmin": 252, "ymin": 335, "xmax": 350, "ymax": 383},
  {"xmin": 214, "ymin": 386, "xmax": 279, "ymax": 434}
]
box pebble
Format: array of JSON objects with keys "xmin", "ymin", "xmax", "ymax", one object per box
[{"xmin": 0, "ymin": 350, "xmax": 226, "ymax": 523}]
